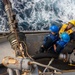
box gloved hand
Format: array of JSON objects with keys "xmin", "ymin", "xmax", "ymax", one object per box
[
  {"xmin": 36, "ymin": 45, "xmax": 45, "ymax": 54},
  {"xmin": 35, "ymin": 46, "xmax": 45, "ymax": 54},
  {"xmin": 39, "ymin": 46, "xmax": 45, "ymax": 53}
]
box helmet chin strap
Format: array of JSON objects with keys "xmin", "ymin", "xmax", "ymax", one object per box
[{"xmin": 66, "ymin": 23, "xmax": 74, "ymax": 30}]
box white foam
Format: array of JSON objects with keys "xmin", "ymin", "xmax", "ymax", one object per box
[{"xmin": 0, "ymin": 0, "xmax": 75, "ymax": 31}]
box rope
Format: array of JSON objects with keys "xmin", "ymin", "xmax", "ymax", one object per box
[
  {"xmin": 21, "ymin": 41, "xmax": 33, "ymax": 60},
  {"xmin": 30, "ymin": 61, "xmax": 62, "ymax": 72}
]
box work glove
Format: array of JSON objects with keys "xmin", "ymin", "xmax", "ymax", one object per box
[{"xmin": 39, "ymin": 46, "xmax": 45, "ymax": 53}]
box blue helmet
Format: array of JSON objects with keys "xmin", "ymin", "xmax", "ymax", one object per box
[
  {"xmin": 49, "ymin": 25, "xmax": 59, "ymax": 33},
  {"xmin": 60, "ymin": 32, "xmax": 70, "ymax": 42}
]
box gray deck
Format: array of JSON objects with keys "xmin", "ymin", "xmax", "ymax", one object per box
[{"xmin": 0, "ymin": 31, "xmax": 75, "ymax": 75}]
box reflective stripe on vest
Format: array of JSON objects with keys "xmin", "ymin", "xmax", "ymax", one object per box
[{"xmin": 59, "ymin": 24, "xmax": 73, "ymax": 35}]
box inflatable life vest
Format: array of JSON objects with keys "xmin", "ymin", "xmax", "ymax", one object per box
[
  {"xmin": 59, "ymin": 24, "xmax": 73, "ymax": 35},
  {"xmin": 43, "ymin": 33, "xmax": 58, "ymax": 44},
  {"xmin": 57, "ymin": 40, "xmax": 67, "ymax": 48}
]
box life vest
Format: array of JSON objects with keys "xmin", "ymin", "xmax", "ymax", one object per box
[
  {"xmin": 48, "ymin": 33, "xmax": 58, "ymax": 41},
  {"xmin": 59, "ymin": 24, "xmax": 73, "ymax": 35},
  {"xmin": 56, "ymin": 40, "xmax": 67, "ymax": 48},
  {"xmin": 55, "ymin": 40, "xmax": 67, "ymax": 53},
  {"xmin": 44, "ymin": 33, "xmax": 58, "ymax": 42},
  {"xmin": 43, "ymin": 33, "xmax": 59, "ymax": 46}
]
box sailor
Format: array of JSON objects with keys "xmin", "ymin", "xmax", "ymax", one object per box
[
  {"xmin": 59, "ymin": 20, "xmax": 75, "ymax": 41},
  {"xmin": 39, "ymin": 25, "xmax": 59, "ymax": 53},
  {"xmin": 53, "ymin": 32, "xmax": 70, "ymax": 54},
  {"xmin": 38, "ymin": 20, "xmax": 74, "ymax": 53}
]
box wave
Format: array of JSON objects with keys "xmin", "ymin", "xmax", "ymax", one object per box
[{"xmin": 0, "ymin": 0, "xmax": 75, "ymax": 31}]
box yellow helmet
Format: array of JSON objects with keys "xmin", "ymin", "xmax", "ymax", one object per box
[{"xmin": 69, "ymin": 20, "xmax": 75, "ymax": 26}]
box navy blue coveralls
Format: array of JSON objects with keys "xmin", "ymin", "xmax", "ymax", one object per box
[{"xmin": 39, "ymin": 33, "xmax": 59, "ymax": 53}]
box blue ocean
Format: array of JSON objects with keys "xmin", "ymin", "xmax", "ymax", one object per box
[{"xmin": 0, "ymin": 0, "xmax": 75, "ymax": 31}]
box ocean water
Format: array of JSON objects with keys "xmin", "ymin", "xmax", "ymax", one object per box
[{"xmin": 0, "ymin": 0, "xmax": 75, "ymax": 31}]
